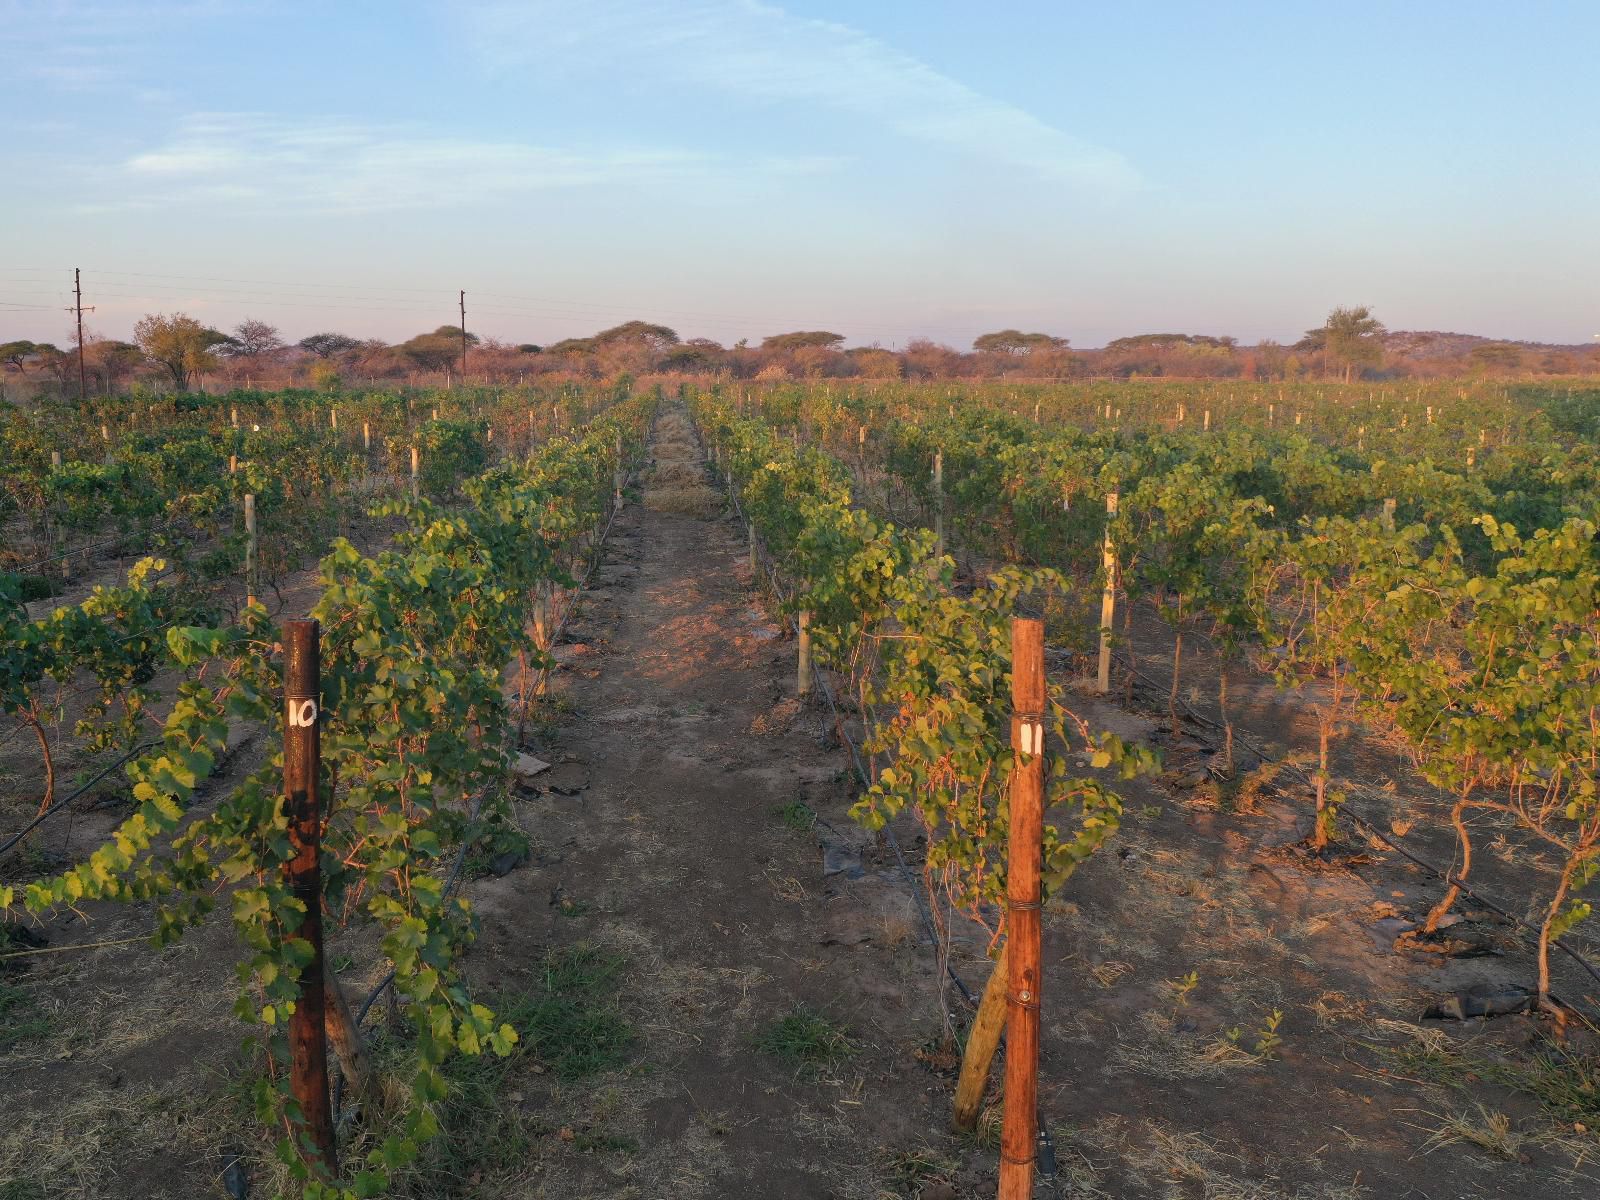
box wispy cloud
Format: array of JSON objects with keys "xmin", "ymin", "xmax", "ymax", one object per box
[
  {"xmin": 0, "ymin": 1, "xmax": 253, "ymax": 88},
  {"xmin": 95, "ymin": 112, "xmax": 839, "ymax": 214},
  {"xmin": 462, "ymin": 0, "xmax": 1139, "ymax": 191}
]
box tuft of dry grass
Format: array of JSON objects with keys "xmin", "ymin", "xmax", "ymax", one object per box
[
  {"xmin": 642, "ymin": 484, "xmax": 721, "ymax": 516},
  {"xmin": 1415, "ymin": 1105, "xmax": 1528, "ymax": 1163}
]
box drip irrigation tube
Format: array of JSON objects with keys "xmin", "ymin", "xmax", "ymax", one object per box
[
  {"xmin": 0, "ymin": 741, "xmax": 158, "ymax": 862},
  {"xmin": 1115, "ymin": 654, "xmax": 1600, "ymax": 995}
]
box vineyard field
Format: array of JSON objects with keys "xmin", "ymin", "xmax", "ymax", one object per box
[{"xmin": 2, "ymin": 380, "xmax": 1598, "ymax": 1199}]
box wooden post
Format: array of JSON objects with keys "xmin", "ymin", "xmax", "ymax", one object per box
[
  {"xmin": 748, "ymin": 522, "xmax": 758, "ymax": 574},
  {"xmin": 1000, "ymin": 617, "xmax": 1045, "ymax": 1200},
  {"xmin": 50, "ymin": 452, "xmax": 69, "ymax": 581},
  {"xmin": 1096, "ymin": 493, "xmax": 1118, "ymax": 694},
  {"xmin": 796, "ymin": 610, "xmax": 813, "ymax": 697},
  {"xmin": 330, "ymin": 407, "xmax": 338, "ymax": 432},
  {"xmin": 362, "ymin": 421, "xmax": 371, "ymax": 452},
  {"xmin": 229, "ymin": 453, "xmax": 237, "ymax": 475},
  {"xmin": 410, "ymin": 444, "xmax": 420, "ymax": 499},
  {"xmin": 952, "ymin": 940, "xmax": 1010, "ymax": 1131},
  {"xmin": 1202, "ymin": 409, "xmax": 1211, "ymax": 432},
  {"xmin": 243, "ymin": 493, "xmax": 257, "ymax": 608},
  {"xmin": 283, "ymin": 620, "xmax": 336, "ymax": 1179},
  {"xmin": 1382, "ymin": 497, "xmax": 1396, "ymax": 531},
  {"xmin": 1177, "ymin": 403, "xmax": 1185, "ymax": 424},
  {"xmin": 933, "ymin": 450, "xmax": 945, "ymax": 561},
  {"xmin": 231, "ymin": 405, "xmax": 239, "ymax": 429}
]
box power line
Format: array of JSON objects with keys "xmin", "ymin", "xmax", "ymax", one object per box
[{"xmin": 3, "ymin": 267, "xmax": 950, "ymax": 347}]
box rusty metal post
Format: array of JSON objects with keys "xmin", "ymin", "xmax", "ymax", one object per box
[{"xmin": 283, "ymin": 620, "xmax": 335, "ymax": 1178}]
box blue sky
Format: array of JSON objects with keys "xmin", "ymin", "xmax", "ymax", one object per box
[{"xmin": 2, "ymin": 1, "xmax": 1596, "ymax": 350}]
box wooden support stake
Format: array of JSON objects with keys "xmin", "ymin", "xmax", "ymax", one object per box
[
  {"xmin": 999, "ymin": 617, "xmax": 1045, "ymax": 1200},
  {"xmin": 410, "ymin": 444, "xmax": 420, "ymax": 499},
  {"xmin": 1382, "ymin": 497, "xmax": 1396, "ymax": 531},
  {"xmin": 1203, "ymin": 409, "xmax": 1211, "ymax": 432},
  {"xmin": 283, "ymin": 620, "xmax": 336, "ymax": 1179},
  {"xmin": 952, "ymin": 940, "xmax": 1009, "ymax": 1130},
  {"xmin": 243, "ymin": 493, "xmax": 257, "ymax": 608},
  {"xmin": 1096, "ymin": 493, "xmax": 1118, "ymax": 695},
  {"xmin": 50, "ymin": 452, "xmax": 69, "ymax": 580},
  {"xmin": 362, "ymin": 421, "xmax": 371, "ymax": 452},
  {"xmin": 323, "ymin": 961, "xmax": 370, "ymax": 1104},
  {"xmin": 796, "ymin": 610, "xmax": 813, "ymax": 697},
  {"xmin": 933, "ymin": 450, "xmax": 945, "ymax": 561}
]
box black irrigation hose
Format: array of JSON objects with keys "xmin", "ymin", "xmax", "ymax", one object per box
[
  {"xmin": 1114, "ymin": 653, "xmax": 1600, "ymax": 995},
  {"xmin": 0, "ymin": 741, "xmax": 158, "ymax": 862}
]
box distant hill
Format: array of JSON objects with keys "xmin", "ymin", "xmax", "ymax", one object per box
[{"xmin": 1382, "ymin": 330, "xmax": 1596, "ymax": 360}]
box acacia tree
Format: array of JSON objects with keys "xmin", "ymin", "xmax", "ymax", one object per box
[
  {"xmin": 297, "ymin": 332, "xmax": 360, "ymax": 358},
  {"xmin": 131, "ymin": 313, "xmax": 230, "ymax": 390},
  {"xmin": 761, "ymin": 331, "xmax": 844, "ymax": 351},
  {"xmin": 226, "ymin": 318, "xmax": 285, "ymax": 359},
  {"xmin": 972, "ymin": 330, "xmax": 1069, "ymax": 355},
  {"xmin": 1304, "ymin": 306, "xmax": 1385, "ymax": 383},
  {"xmin": 0, "ymin": 340, "xmax": 60, "ymax": 372},
  {"xmin": 401, "ymin": 325, "xmax": 479, "ymax": 372}
]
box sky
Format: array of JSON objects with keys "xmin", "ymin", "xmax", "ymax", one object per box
[{"xmin": 2, "ymin": 0, "xmax": 1597, "ymax": 351}]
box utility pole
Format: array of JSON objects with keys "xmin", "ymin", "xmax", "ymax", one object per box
[
  {"xmin": 68, "ymin": 268, "xmax": 95, "ymax": 401},
  {"xmin": 459, "ymin": 290, "xmax": 468, "ymax": 382}
]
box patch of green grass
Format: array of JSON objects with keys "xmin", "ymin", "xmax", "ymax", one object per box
[
  {"xmin": 755, "ymin": 1007, "xmax": 853, "ymax": 1076},
  {"xmin": 355, "ymin": 943, "xmax": 636, "ymax": 1196},
  {"xmin": 0, "ymin": 1179, "xmax": 49, "ymax": 1200},
  {"xmin": 0, "ymin": 982, "xmax": 52, "ymax": 1052},
  {"xmin": 772, "ymin": 800, "xmax": 816, "ymax": 833},
  {"xmin": 512, "ymin": 943, "xmax": 634, "ymax": 1081},
  {"xmin": 555, "ymin": 897, "xmax": 591, "ymax": 919}
]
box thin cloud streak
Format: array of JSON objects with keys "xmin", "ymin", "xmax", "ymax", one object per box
[
  {"xmin": 464, "ymin": 0, "xmax": 1140, "ymax": 190},
  {"xmin": 97, "ymin": 113, "xmax": 843, "ymax": 214}
]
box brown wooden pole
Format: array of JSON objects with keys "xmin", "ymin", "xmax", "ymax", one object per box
[
  {"xmin": 284, "ymin": 620, "xmax": 336, "ymax": 1177},
  {"xmin": 952, "ymin": 939, "xmax": 1009, "ymax": 1130},
  {"xmin": 999, "ymin": 616, "xmax": 1045, "ymax": 1200}
]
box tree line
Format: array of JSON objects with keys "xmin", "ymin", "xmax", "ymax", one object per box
[{"xmin": 3, "ymin": 306, "xmax": 1593, "ymax": 396}]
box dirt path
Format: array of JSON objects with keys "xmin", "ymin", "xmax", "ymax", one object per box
[{"xmin": 461, "ymin": 417, "xmax": 957, "ymax": 1198}]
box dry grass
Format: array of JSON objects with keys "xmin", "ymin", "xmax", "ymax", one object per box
[
  {"xmin": 1415, "ymin": 1105, "xmax": 1527, "ymax": 1162},
  {"xmin": 642, "ymin": 484, "xmax": 721, "ymax": 516}
]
